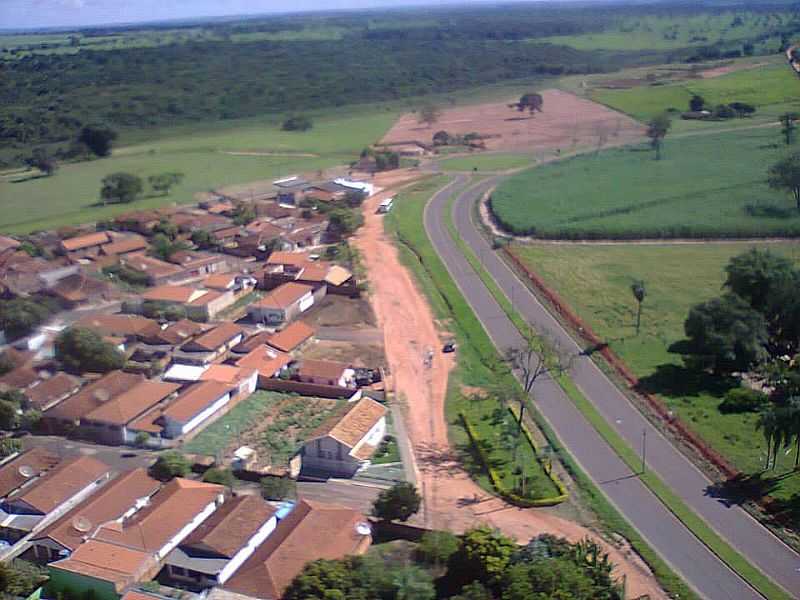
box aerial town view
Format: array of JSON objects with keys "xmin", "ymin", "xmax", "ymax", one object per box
[{"xmin": 1, "ymin": 0, "xmax": 800, "ymax": 598}]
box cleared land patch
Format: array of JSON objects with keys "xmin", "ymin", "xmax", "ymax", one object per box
[
  {"xmin": 509, "ymin": 241, "xmax": 800, "ymax": 510},
  {"xmin": 381, "ymin": 89, "xmax": 645, "ymax": 153},
  {"xmin": 491, "ymin": 126, "xmax": 800, "ymax": 239},
  {"xmin": 438, "ymin": 153, "xmax": 538, "ymax": 172}
]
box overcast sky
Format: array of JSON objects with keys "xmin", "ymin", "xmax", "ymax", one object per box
[{"xmin": 1, "ymin": 0, "xmax": 565, "ymax": 30}]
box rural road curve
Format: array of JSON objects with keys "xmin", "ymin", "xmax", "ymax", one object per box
[{"xmin": 425, "ymin": 174, "xmax": 800, "ymax": 599}]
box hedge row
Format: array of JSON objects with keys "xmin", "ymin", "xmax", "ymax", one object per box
[{"xmin": 460, "ymin": 412, "xmax": 569, "ymax": 508}]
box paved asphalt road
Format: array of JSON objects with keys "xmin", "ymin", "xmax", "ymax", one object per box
[{"xmin": 424, "ymin": 175, "xmax": 797, "ymax": 600}]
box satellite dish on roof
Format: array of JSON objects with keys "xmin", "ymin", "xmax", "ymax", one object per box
[
  {"xmin": 18, "ymin": 465, "xmax": 35, "ymax": 478},
  {"xmin": 355, "ymin": 521, "xmax": 372, "ymax": 536},
  {"xmin": 72, "ymin": 516, "xmax": 92, "ymax": 533},
  {"xmin": 93, "ymin": 389, "xmax": 111, "ymax": 403}
]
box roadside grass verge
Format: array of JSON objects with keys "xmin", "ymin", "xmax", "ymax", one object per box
[
  {"xmin": 438, "ymin": 153, "xmax": 537, "ymax": 172},
  {"xmin": 491, "ymin": 126, "xmax": 800, "ymax": 239},
  {"xmin": 452, "ymin": 192, "xmax": 792, "ymax": 600},
  {"xmin": 386, "ymin": 175, "xmax": 698, "ymax": 600}
]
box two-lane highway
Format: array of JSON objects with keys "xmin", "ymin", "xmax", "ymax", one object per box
[{"xmin": 424, "ymin": 175, "xmax": 798, "ymax": 599}]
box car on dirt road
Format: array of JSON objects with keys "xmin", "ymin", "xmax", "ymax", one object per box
[{"xmin": 442, "ymin": 341, "xmax": 457, "ymax": 353}]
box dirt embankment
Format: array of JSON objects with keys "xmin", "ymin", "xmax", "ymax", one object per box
[{"xmin": 353, "ymin": 171, "xmax": 666, "ymax": 599}]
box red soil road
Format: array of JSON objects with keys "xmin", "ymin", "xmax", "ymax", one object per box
[
  {"xmin": 380, "ymin": 89, "xmax": 645, "ymax": 152},
  {"xmin": 354, "ymin": 171, "xmax": 666, "ymax": 599}
]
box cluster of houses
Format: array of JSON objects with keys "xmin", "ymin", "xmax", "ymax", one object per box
[
  {"xmin": 0, "ymin": 448, "xmax": 372, "ymax": 600},
  {"xmin": 0, "ymin": 174, "xmax": 397, "ymax": 600}
]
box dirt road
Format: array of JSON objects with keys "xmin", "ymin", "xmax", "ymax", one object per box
[{"xmin": 353, "ymin": 172, "xmax": 666, "ymax": 599}]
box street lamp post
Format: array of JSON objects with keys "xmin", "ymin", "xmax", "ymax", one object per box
[{"xmin": 641, "ymin": 428, "xmax": 647, "ymax": 475}]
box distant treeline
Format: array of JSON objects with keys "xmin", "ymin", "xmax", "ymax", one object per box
[{"xmin": 0, "ymin": 38, "xmax": 649, "ymax": 167}]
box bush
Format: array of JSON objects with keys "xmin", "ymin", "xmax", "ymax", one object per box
[
  {"xmin": 417, "ymin": 531, "xmax": 460, "ymax": 565},
  {"xmin": 150, "ymin": 451, "xmax": 190, "ymax": 481},
  {"xmin": 55, "ymin": 327, "xmax": 125, "ymax": 373},
  {"xmin": 282, "ymin": 115, "xmax": 312, "ymax": 132},
  {"xmin": 203, "ymin": 467, "xmax": 237, "ymax": 488},
  {"xmin": 719, "ymin": 387, "xmax": 769, "ymax": 414},
  {"xmin": 260, "ymin": 475, "xmax": 296, "ymax": 500},
  {"xmin": 372, "ymin": 482, "xmax": 421, "ymax": 522}
]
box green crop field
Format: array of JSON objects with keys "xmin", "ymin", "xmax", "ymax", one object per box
[
  {"xmin": 591, "ymin": 64, "xmax": 800, "ymax": 122},
  {"xmin": 438, "ymin": 153, "xmax": 538, "ymax": 172},
  {"xmin": 0, "ymin": 109, "xmax": 395, "ymax": 234},
  {"xmin": 510, "ymin": 241, "xmax": 800, "ymax": 508},
  {"xmin": 541, "ymin": 11, "xmax": 792, "ymax": 51},
  {"xmin": 491, "ymin": 126, "xmax": 800, "ymax": 239}
]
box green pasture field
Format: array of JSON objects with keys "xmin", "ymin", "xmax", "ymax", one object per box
[
  {"xmin": 541, "ymin": 11, "xmax": 791, "ymax": 51},
  {"xmin": 509, "ymin": 241, "xmax": 800, "ymax": 507},
  {"xmin": 591, "ymin": 63, "xmax": 800, "ymax": 122},
  {"xmin": 438, "ymin": 153, "xmax": 537, "ymax": 172},
  {"xmin": 0, "ymin": 109, "xmax": 394, "ymax": 234},
  {"xmin": 490, "ymin": 126, "xmax": 800, "ymax": 239}
]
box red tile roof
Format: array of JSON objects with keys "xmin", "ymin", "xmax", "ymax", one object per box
[
  {"xmin": 142, "ymin": 285, "xmax": 204, "ymax": 304},
  {"xmin": 181, "ymin": 322, "xmax": 243, "ymax": 352},
  {"xmin": 223, "ymin": 499, "xmax": 370, "ymax": 600},
  {"xmin": 267, "ymin": 321, "xmax": 315, "ymax": 353},
  {"xmin": 24, "ymin": 373, "xmax": 81, "ymax": 410},
  {"xmin": 266, "ymin": 251, "xmax": 310, "ymax": 267},
  {"xmin": 75, "ymin": 314, "xmax": 161, "ymax": 339},
  {"xmin": 32, "ymin": 468, "xmax": 160, "ymax": 551},
  {"xmin": 85, "ymin": 380, "xmax": 180, "ymax": 426},
  {"xmin": 51, "ymin": 539, "xmax": 153, "ymax": 589},
  {"xmin": 235, "ymin": 347, "xmax": 291, "ymax": 378},
  {"xmin": 101, "ymin": 235, "xmax": 148, "ymax": 256},
  {"xmin": 123, "ymin": 255, "xmax": 185, "ymax": 280},
  {"xmin": 162, "ymin": 381, "xmax": 232, "ymax": 423},
  {"xmin": 200, "ymin": 364, "xmax": 255, "ymax": 385},
  {"xmin": 61, "ymin": 232, "xmax": 111, "ymax": 252},
  {"xmin": 44, "ymin": 371, "xmax": 145, "ymax": 423},
  {"xmin": 297, "ymin": 359, "xmax": 349, "ymax": 382},
  {"xmin": 0, "ymin": 447, "xmax": 60, "ymax": 499},
  {"xmin": 307, "ymin": 397, "xmax": 386, "ymax": 449},
  {"xmin": 254, "ymin": 282, "xmax": 312, "ymax": 310}
]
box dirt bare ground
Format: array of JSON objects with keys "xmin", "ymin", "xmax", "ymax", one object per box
[
  {"xmin": 380, "ymin": 89, "xmax": 645, "ymax": 152},
  {"xmin": 700, "ymin": 61, "xmax": 768, "ymax": 78},
  {"xmin": 354, "ymin": 172, "xmax": 666, "ymax": 599}
]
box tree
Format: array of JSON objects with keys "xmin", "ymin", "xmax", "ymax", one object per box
[
  {"xmin": 135, "ymin": 431, "xmax": 152, "ymax": 448},
  {"xmin": 780, "ymin": 113, "xmax": 797, "ymax": 146},
  {"xmin": 451, "ymin": 582, "xmax": 493, "ymax": 600},
  {"xmin": 0, "ymin": 400, "xmax": 18, "ymax": 430},
  {"xmin": 150, "ymin": 233, "xmax": 188, "ymax": 261},
  {"xmin": 631, "ymin": 280, "xmax": 646, "ymax": 335},
  {"xmin": 372, "ymin": 482, "xmax": 421, "ymax": 522},
  {"xmin": 417, "ymin": 103, "xmax": 441, "ymax": 128},
  {"xmin": 283, "ymin": 558, "xmax": 355, "ymax": 600},
  {"xmin": 509, "ymin": 93, "xmax": 544, "ymax": 115},
  {"xmin": 78, "ymin": 125, "xmax": 118, "ymax": 157},
  {"xmin": 689, "ymin": 94, "xmax": 706, "ymax": 112},
  {"xmin": 150, "ymin": 451, "xmax": 190, "ymax": 481},
  {"xmin": 0, "ymin": 438, "xmax": 21, "ymax": 458},
  {"xmin": 417, "ymin": 531, "xmax": 460, "ymax": 566},
  {"xmin": 55, "ymin": 327, "xmax": 126, "ymax": 373},
  {"xmin": 0, "ymin": 298, "xmax": 51, "ymax": 340},
  {"xmin": 26, "ymin": 148, "xmax": 58, "ymax": 176},
  {"xmin": 393, "ymin": 566, "xmax": 435, "ymax": 600},
  {"xmin": 433, "ymin": 130, "xmax": 451, "ymax": 146},
  {"xmin": 152, "ymin": 218, "xmax": 179, "ymax": 240},
  {"xmin": 260, "ymin": 475, "xmax": 296, "ymax": 500},
  {"xmin": 327, "ymin": 208, "xmax": 364, "ymax": 239},
  {"xmin": 148, "ymin": 172, "xmax": 184, "ymax": 196},
  {"xmin": 203, "ymin": 467, "xmax": 236, "ymax": 488},
  {"xmin": 232, "ymin": 204, "xmax": 256, "ymax": 226},
  {"xmin": 191, "ymin": 229, "xmax": 216, "ymax": 250},
  {"xmin": 646, "ymin": 113, "xmax": 671, "ymax": 160},
  {"xmin": 724, "ymin": 248, "xmax": 794, "ymax": 313},
  {"xmin": 282, "ymin": 115, "xmax": 313, "ymax": 131},
  {"xmin": 100, "ymin": 172, "xmax": 143, "ymax": 205},
  {"xmin": 450, "ymin": 525, "xmax": 516, "ymax": 586},
  {"xmin": 768, "ymin": 152, "xmax": 800, "ymax": 211},
  {"xmin": 683, "ymin": 294, "xmax": 769, "ymax": 374}
]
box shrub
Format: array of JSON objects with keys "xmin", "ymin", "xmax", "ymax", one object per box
[
  {"xmin": 282, "ymin": 115, "xmax": 312, "ymax": 132},
  {"xmin": 260, "ymin": 476, "xmax": 296, "ymax": 500},
  {"xmin": 372, "ymin": 482, "xmax": 421, "ymax": 522},
  {"xmin": 417, "ymin": 531, "xmax": 460, "ymax": 565},
  {"xmin": 203, "ymin": 467, "xmax": 237, "ymax": 488},
  {"xmin": 150, "ymin": 451, "xmax": 190, "ymax": 481},
  {"xmin": 719, "ymin": 387, "xmax": 769, "ymax": 414}
]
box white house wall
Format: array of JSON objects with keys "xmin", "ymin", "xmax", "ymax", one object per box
[
  {"xmin": 177, "ymin": 391, "xmax": 232, "ymax": 438},
  {"xmin": 155, "ymin": 497, "xmax": 223, "ymax": 561},
  {"xmin": 217, "ymin": 515, "xmax": 278, "ymax": 584}
]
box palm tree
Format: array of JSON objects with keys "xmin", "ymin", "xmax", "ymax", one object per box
[
  {"xmin": 757, "ymin": 406, "xmax": 781, "ymax": 469},
  {"xmin": 784, "ymin": 397, "xmax": 800, "ymax": 468},
  {"xmin": 631, "ymin": 280, "xmax": 646, "ymax": 336},
  {"xmin": 758, "ymin": 401, "xmax": 800, "ymax": 469}
]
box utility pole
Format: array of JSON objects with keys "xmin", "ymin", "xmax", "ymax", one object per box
[{"xmin": 641, "ymin": 428, "xmax": 647, "ymax": 475}]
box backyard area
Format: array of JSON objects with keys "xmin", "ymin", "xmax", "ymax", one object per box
[
  {"xmin": 508, "ymin": 241, "xmax": 800, "ymax": 507},
  {"xmin": 182, "ymin": 390, "xmax": 343, "ymax": 468}
]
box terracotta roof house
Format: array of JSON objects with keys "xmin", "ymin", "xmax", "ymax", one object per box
[
  {"xmin": 42, "ymin": 371, "xmax": 146, "ymax": 434},
  {"xmin": 48, "ymin": 272, "xmax": 117, "ymax": 307},
  {"xmin": 267, "ymin": 321, "xmax": 315, "ymax": 354},
  {"xmin": 247, "ymin": 282, "xmax": 317, "ymax": 326},
  {"xmin": 171, "ymin": 213, "xmax": 231, "ymax": 234},
  {"xmin": 114, "ymin": 211, "xmax": 163, "ymax": 235},
  {"xmin": 29, "ymin": 468, "xmax": 161, "ymax": 563},
  {"xmin": 0, "ymin": 448, "xmax": 60, "ymax": 500},
  {"xmin": 0, "ymin": 235, "xmax": 21, "ymax": 253},
  {"xmin": 23, "ymin": 372, "xmax": 81, "ymax": 411},
  {"xmin": 167, "ymin": 251, "xmax": 228, "ymax": 279},
  {"xmin": 222, "ymin": 499, "xmax": 372, "ymax": 600},
  {"xmin": 296, "ymin": 359, "xmax": 354, "ymax": 388},
  {"xmin": 48, "ymin": 478, "xmax": 225, "ymax": 600},
  {"xmin": 100, "ymin": 235, "xmax": 148, "ymax": 257},
  {"xmin": 200, "ymin": 365, "xmax": 259, "ymax": 397},
  {"xmin": 79, "ymin": 380, "xmax": 180, "ymax": 445},
  {"xmin": 299, "ymin": 397, "xmax": 387, "ymax": 478},
  {"xmin": 162, "ymin": 495, "xmax": 278, "ymax": 590},
  {"xmin": 172, "ymin": 322, "xmax": 244, "ymax": 366},
  {"xmin": 152, "ymin": 380, "xmax": 244, "ymax": 440},
  {"xmin": 235, "ymin": 347, "xmax": 291, "ymax": 382},
  {"xmin": 202, "ymin": 273, "xmax": 257, "ymax": 296},
  {"xmin": 0, "ymin": 364, "xmax": 41, "ymax": 391},
  {"xmin": 266, "ymin": 251, "xmax": 311, "ymax": 272},
  {"xmin": 75, "ymin": 314, "xmax": 161, "ymax": 343},
  {"xmin": 0, "ymin": 455, "xmax": 111, "ymax": 545},
  {"xmin": 138, "ymin": 285, "xmax": 236, "ymax": 322},
  {"xmin": 141, "ymin": 285, "xmax": 204, "ymax": 304},
  {"xmin": 141, "ymin": 320, "xmax": 207, "ymax": 347},
  {"xmin": 121, "ymin": 254, "xmax": 187, "ymax": 286},
  {"xmin": 230, "ymin": 331, "xmax": 272, "ymax": 355},
  {"xmin": 60, "ymin": 233, "xmax": 111, "ymax": 257}
]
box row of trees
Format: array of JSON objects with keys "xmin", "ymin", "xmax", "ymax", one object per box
[
  {"xmin": 285, "ymin": 525, "xmax": 623, "ymax": 600},
  {"xmin": 99, "ymin": 171, "xmax": 184, "ymax": 204}
]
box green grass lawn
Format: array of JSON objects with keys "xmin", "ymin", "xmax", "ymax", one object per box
[
  {"xmin": 0, "ymin": 110, "xmax": 394, "ymax": 234},
  {"xmin": 509, "ymin": 241, "xmax": 800, "ymax": 506},
  {"xmin": 541, "ymin": 11, "xmax": 790, "ymax": 51},
  {"xmin": 491, "ymin": 126, "xmax": 800, "ymax": 239},
  {"xmin": 438, "ymin": 153, "xmax": 537, "ymax": 172},
  {"xmin": 591, "ymin": 64, "xmax": 800, "ymax": 122}
]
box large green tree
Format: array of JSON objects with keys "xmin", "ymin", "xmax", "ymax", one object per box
[
  {"xmin": 100, "ymin": 172, "xmax": 143, "ymax": 204},
  {"xmin": 0, "ymin": 298, "xmax": 51, "ymax": 340},
  {"xmin": 372, "ymin": 482, "xmax": 421, "ymax": 522},
  {"xmin": 767, "ymin": 152, "xmax": 800, "ymax": 211},
  {"xmin": 683, "ymin": 294, "xmax": 769, "ymax": 374},
  {"xmin": 646, "ymin": 113, "xmax": 671, "ymax": 160},
  {"xmin": 150, "ymin": 451, "xmax": 191, "ymax": 481},
  {"xmin": 78, "ymin": 125, "xmax": 118, "ymax": 157},
  {"xmin": 55, "ymin": 327, "xmax": 126, "ymax": 373},
  {"xmin": 724, "ymin": 248, "xmax": 795, "ymax": 313},
  {"xmin": 148, "ymin": 172, "xmax": 184, "ymax": 196}
]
